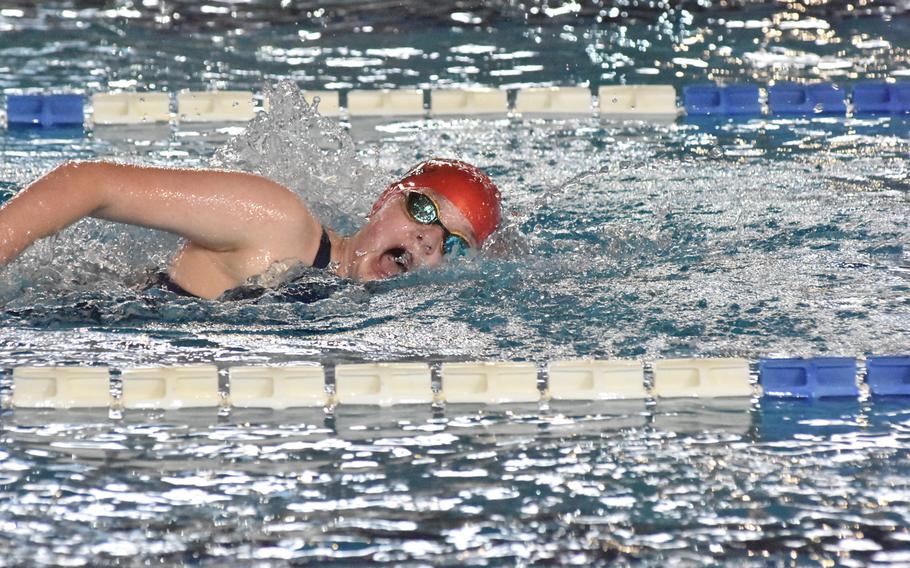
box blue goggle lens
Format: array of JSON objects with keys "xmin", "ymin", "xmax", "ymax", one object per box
[{"xmin": 443, "ymin": 234, "xmax": 470, "ymax": 256}]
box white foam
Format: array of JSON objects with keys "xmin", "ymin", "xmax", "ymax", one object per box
[{"xmin": 263, "ymin": 90, "xmax": 340, "ymax": 117}]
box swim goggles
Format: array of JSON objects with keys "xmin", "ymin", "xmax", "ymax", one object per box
[{"xmin": 404, "ymin": 191, "xmax": 471, "ymax": 256}]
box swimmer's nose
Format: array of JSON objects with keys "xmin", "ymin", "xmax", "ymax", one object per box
[{"xmin": 415, "ymin": 225, "xmax": 444, "ymax": 257}]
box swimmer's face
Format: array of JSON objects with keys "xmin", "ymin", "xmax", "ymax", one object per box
[{"xmin": 349, "ymin": 190, "xmax": 478, "ymax": 281}]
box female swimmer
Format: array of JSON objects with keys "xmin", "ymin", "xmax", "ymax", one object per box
[{"xmin": 0, "ymin": 158, "xmax": 501, "ymax": 299}]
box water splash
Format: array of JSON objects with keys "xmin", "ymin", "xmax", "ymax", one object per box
[
  {"xmin": 0, "ymin": 82, "xmax": 388, "ymax": 304},
  {"xmin": 210, "ymin": 80, "xmax": 379, "ymax": 233}
]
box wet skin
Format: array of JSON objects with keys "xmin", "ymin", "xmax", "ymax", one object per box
[
  {"xmin": 0, "ymin": 162, "xmax": 478, "ymax": 299},
  {"xmin": 332, "ymin": 189, "xmax": 478, "ymax": 281}
]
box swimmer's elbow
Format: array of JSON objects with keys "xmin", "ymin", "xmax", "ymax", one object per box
[
  {"xmin": 41, "ymin": 160, "xmax": 111, "ymax": 217},
  {"xmin": 0, "ymin": 161, "xmax": 102, "ymax": 266}
]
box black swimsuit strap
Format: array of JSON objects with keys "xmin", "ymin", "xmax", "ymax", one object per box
[
  {"xmin": 150, "ymin": 229, "xmax": 332, "ymax": 299},
  {"xmin": 150, "ymin": 271, "xmax": 196, "ymax": 297},
  {"xmin": 312, "ymin": 228, "xmax": 332, "ymax": 269}
]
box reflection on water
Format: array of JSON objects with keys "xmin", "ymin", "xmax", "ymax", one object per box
[
  {"xmin": 1, "ymin": 0, "xmax": 909, "ymax": 91},
  {"xmin": 2, "ymin": 400, "xmax": 910, "ymax": 565},
  {"xmin": 0, "ymin": 3, "xmax": 909, "ymax": 565}
]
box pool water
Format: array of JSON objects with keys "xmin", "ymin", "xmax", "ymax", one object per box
[
  {"xmin": 1, "ymin": 1, "xmax": 909, "ymax": 565},
  {"xmin": 2, "ymin": 400, "xmax": 910, "ymax": 565},
  {"xmin": 1, "ymin": 87, "xmax": 906, "ymax": 365}
]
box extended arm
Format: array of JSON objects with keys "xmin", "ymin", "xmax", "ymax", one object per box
[{"xmin": 0, "ymin": 161, "xmax": 319, "ymax": 266}]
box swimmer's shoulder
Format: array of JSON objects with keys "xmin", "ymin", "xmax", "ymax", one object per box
[{"xmin": 231, "ymin": 174, "xmax": 326, "ymax": 263}]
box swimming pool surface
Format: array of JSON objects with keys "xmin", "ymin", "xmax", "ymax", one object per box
[{"xmin": 1, "ymin": 1, "xmax": 909, "ymax": 565}]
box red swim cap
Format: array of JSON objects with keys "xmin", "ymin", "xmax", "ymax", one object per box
[{"xmin": 371, "ymin": 158, "xmax": 501, "ymax": 244}]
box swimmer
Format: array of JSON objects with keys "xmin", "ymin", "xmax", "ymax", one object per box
[{"xmin": 0, "ymin": 158, "xmax": 501, "ymax": 299}]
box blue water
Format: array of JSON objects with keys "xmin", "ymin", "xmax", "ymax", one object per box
[
  {"xmin": 3, "ymin": 399, "xmax": 910, "ymax": 565},
  {"xmin": 1, "ymin": 1, "xmax": 909, "ymax": 565}
]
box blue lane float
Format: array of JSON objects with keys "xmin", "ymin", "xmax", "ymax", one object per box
[
  {"xmin": 6, "ymin": 94, "xmax": 85, "ymax": 126},
  {"xmin": 866, "ymin": 356, "xmax": 910, "ymax": 396},
  {"xmin": 852, "ymin": 83, "xmax": 910, "ymax": 114},
  {"xmin": 759, "ymin": 357, "xmax": 859, "ymax": 398},
  {"xmin": 768, "ymin": 83, "xmax": 846, "ymax": 115},
  {"xmin": 683, "ymin": 84, "xmax": 761, "ymax": 116}
]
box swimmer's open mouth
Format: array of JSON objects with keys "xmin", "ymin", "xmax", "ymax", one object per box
[{"xmin": 382, "ymin": 246, "xmax": 412, "ymax": 275}]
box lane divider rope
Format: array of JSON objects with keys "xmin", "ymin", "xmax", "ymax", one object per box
[
  {"xmin": 2, "ymin": 82, "xmax": 907, "ymax": 129},
  {"xmin": 1, "ymin": 355, "xmax": 908, "ymax": 410}
]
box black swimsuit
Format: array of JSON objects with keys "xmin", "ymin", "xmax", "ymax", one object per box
[
  {"xmin": 150, "ymin": 228, "xmax": 333, "ymax": 299},
  {"xmin": 310, "ymin": 228, "xmax": 332, "ymax": 270}
]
